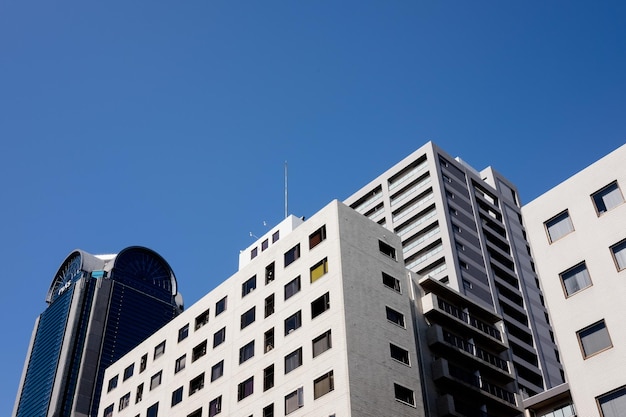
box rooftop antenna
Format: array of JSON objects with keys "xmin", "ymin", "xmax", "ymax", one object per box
[{"xmin": 284, "ymin": 161, "xmax": 288, "ymax": 219}]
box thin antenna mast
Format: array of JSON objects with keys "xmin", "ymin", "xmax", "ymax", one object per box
[{"xmin": 284, "ymin": 161, "xmax": 288, "ymax": 219}]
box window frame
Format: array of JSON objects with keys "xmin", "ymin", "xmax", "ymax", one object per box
[
  {"xmin": 285, "ymin": 387, "xmax": 304, "ymax": 415},
  {"xmin": 241, "ymin": 307, "xmax": 256, "ymax": 329},
  {"xmin": 209, "ymin": 395, "xmax": 222, "ymax": 417},
  {"xmin": 610, "ymin": 239, "xmax": 626, "ymax": 271},
  {"xmin": 394, "ymin": 383, "xmax": 416, "ymax": 407},
  {"xmin": 592, "ymin": 181, "xmax": 624, "ymax": 215},
  {"xmin": 213, "ymin": 326, "xmax": 226, "ymax": 348},
  {"xmin": 284, "ymin": 276, "xmax": 301, "ymax": 300},
  {"xmin": 150, "ymin": 371, "xmax": 162, "ymax": 391},
  {"xmin": 237, "ymin": 376, "xmax": 254, "ymax": 401},
  {"xmin": 239, "ymin": 340, "xmax": 255, "ymax": 364},
  {"xmin": 154, "ymin": 341, "xmax": 166, "ymax": 359},
  {"xmin": 178, "ymin": 324, "xmax": 189, "ymax": 342},
  {"xmin": 189, "ymin": 373, "xmax": 205, "ymax": 396},
  {"xmin": 310, "ymin": 258, "xmax": 328, "ymax": 283},
  {"xmin": 386, "ymin": 306, "xmax": 406, "ymax": 328},
  {"xmin": 215, "ymin": 296, "xmax": 227, "ymax": 316},
  {"xmin": 242, "ymin": 275, "xmax": 257, "ymax": 297},
  {"xmin": 284, "ymin": 347, "xmax": 303, "ymax": 374},
  {"xmin": 382, "ymin": 272, "xmax": 401, "ymax": 293},
  {"xmin": 313, "ymin": 370, "xmax": 334, "ymax": 399},
  {"xmin": 285, "ymin": 310, "xmax": 302, "ymax": 335},
  {"xmin": 284, "ymin": 244, "xmax": 301, "ymax": 267},
  {"xmin": 597, "ymin": 386, "xmax": 626, "ymax": 417},
  {"xmin": 560, "ymin": 261, "xmax": 592, "ymax": 297},
  {"xmin": 578, "ymin": 319, "xmax": 613, "ymax": 358},
  {"xmin": 192, "ymin": 340, "xmax": 207, "ymax": 362},
  {"xmin": 174, "ymin": 354, "xmax": 186, "ymax": 374},
  {"xmin": 171, "ymin": 386, "xmax": 184, "ymax": 407},
  {"xmin": 545, "ymin": 210, "xmax": 574, "ymax": 243},
  {"xmin": 379, "ymin": 240, "xmax": 397, "ymax": 259},
  {"xmin": 211, "ymin": 360, "xmax": 224, "ymax": 382},
  {"xmin": 309, "ymin": 225, "xmax": 327, "ymax": 249},
  {"xmin": 195, "ymin": 308, "xmax": 210, "ymax": 330},
  {"xmin": 312, "ymin": 330, "xmax": 332, "ymax": 358},
  {"xmin": 311, "ymin": 292, "xmax": 330, "ymax": 319},
  {"xmin": 390, "ymin": 343, "xmax": 411, "ymax": 366}
]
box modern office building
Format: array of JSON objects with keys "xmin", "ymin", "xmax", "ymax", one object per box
[
  {"xmin": 522, "ymin": 144, "xmax": 626, "ymax": 417},
  {"xmin": 12, "ymin": 246, "xmax": 184, "ymax": 417},
  {"xmin": 99, "ymin": 201, "xmax": 428, "ymax": 417},
  {"xmin": 344, "ymin": 141, "xmax": 563, "ymax": 415}
]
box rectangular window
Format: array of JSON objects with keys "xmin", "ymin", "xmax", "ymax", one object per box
[
  {"xmin": 211, "ymin": 360, "xmax": 224, "ymax": 382},
  {"xmin": 265, "ymin": 262, "xmax": 275, "ymax": 284},
  {"xmin": 285, "ymin": 310, "xmax": 302, "ymax": 335},
  {"xmin": 390, "ymin": 343, "xmax": 410, "ymax": 365},
  {"xmin": 265, "ymin": 328, "xmax": 275, "ymax": 353},
  {"xmin": 394, "ymin": 383, "xmax": 416, "ymax": 406},
  {"xmin": 107, "ymin": 375, "xmax": 118, "ymax": 392},
  {"xmin": 119, "ymin": 392, "xmax": 130, "ymax": 411},
  {"xmin": 285, "ymin": 347, "xmax": 303, "ymax": 373},
  {"xmin": 150, "ymin": 371, "xmax": 162, "ymax": 390},
  {"xmin": 284, "ymin": 276, "xmax": 301, "ymax": 300},
  {"xmin": 598, "ymin": 386, "xmax": 626, "ymax": 417},
  {"xmin": 310, "ymin": 258, "xmax": 328, "ymax": 283},
  {"xmin": 123, "ymin": 364, "xmax": 134, "ymax": 381},
  {"xmin": 251, "ymin": 247, "xmax": 258, "ymax": 259},
  {"xmin": 215, "ymin": 296, "xmax": 227, "ymax": 316},
  {"xmin": 242, "ymin": 275, "xmax": 257, "ymax": 297},
  {"xmin": 264, "ymin": 364, "xmax": 275, "ymax": 391},
  {"xmin": 192, "ymin": 340, "xmax": 207, "ymax": 362},
  {"xmin": 239, "ymin": 340, "xmax": 255, "ymax": 364},
  {"xmin": 611, "ymin": 239, "xmax": 626, "ymax": 271},
  {"xmin": 140, "ymin": 354, "xmax": 147, "ymax": 373},
  {"xmin": 237, "ymin": 376, "xmax": 254, "ymax": 401},
  {"xmin": 382, "ymin": 272, "xmax": 401, "ymax": 293},
  {"xmin": 103, "ymin": 404, "xmax": 113, "ymax": 417},
  {"xmin": 578, "ymin": 320, "xmax": 612, "ymax": 358},
  {"xmin": 262, "ymin": 238, "xmax": 269, "ymax": 251},
  {"xmin": 545, "ymin": 210, "xmax": 574, "ymax": 243},
  {"xmin": 265, "ymin": 294, "xmax": 275, "ymax": 318},
  {"xmin": 174, "ymin": 354, "xmax": 186, "ymax": 373},
  {"xmin": 209, "ymin": 396, "xmax": 222, "ymax": 417},
  {"xmin": 309, "ymin": 225, "xmax": 327, "ymax": 249},
  {"xmin": 592, "ymin": 181, "xmax": 624, "ymax": 215},
  {"xmin": 178, "ymin": 324, "xmax": 189, "ymax": 342},
  {"xmin": 147, "ymin": 402, "xmax": 159, "ymax": 417},
  {"xmin": 386, "ymin": 306, "xmax": 405, "ymax": 327},
  {"xmin": 561, "ymin": 262, "xmax": 592, "ymax": 296},
  {"xmin": 284, "ymin": 244, "xmax": 301, "ymax": 267},
  {"xmin": 135, "ymin": 383, "xmax": 143, "ymax": 403},
  {"xmin": 213, "ymin": 327, "xmax": 226, "ymax": 347},
  {"xmin": 285, "ymin": 387, "xmax": 304, "ymax": 414},
  {"xmin": 311, "ymin": 292, "xmax": 330, "ymax": 319},
  {"xmin": 195, "ymin": 308, "xmax": 210, "ymax": 330},
  {"xmin": 241, "ymin": 307, "xmax": 256, "ymax": 329},
  {"xmin": 312, "ymin": 330, "xmax": 332, "ymax": 357},
  {"xmin": 154, "ymin": 341, "xmax": 166, "ymax": 359},
  {"xmin": 313, "ymin": 371, "xmax": 334, "ymax": 399},
  {"xmin": 188, "ymin": 409, "xmax": 202, "ymax": 417},
  {"xmin": 189, "ymin": 373, "xmax": 205, "ymax": 395},
  {"xmin": 263, "ymin": 404, "xmax": 274, "ymax": 417},
  {"xmin": 171, "ymin": 386, "xmax": 183, "ymax": 407},
  {"xmin": 272, "ymin": 230, "xmax": 280, "ymax": 242},
  {"xmin": 379, "ymin": 240, "xmax": 397, "ymax": 259}
]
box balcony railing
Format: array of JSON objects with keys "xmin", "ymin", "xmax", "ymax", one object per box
[
  {"xmin": 448, "ymin": 364, "xmax": 516, "ymax": 405},
  {"xmin": 442, "ymin": 332, "xmax": 509, "ymax": 372},
  {"xmin": 438, "ymin": 298, "xmax": 502, "ymax": 341}
]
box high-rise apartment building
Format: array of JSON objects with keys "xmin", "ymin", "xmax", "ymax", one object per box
[
  {"xmin": 12, "ymin": 246, "xmax": 183, "ymax": 417},
  {"xmin": 344, "ymin": 142, "xmax": 563, "ymax": 414},
  {"xmin": 98, "ymin": 201, "xmax": 428, "ymax": 417},
  {"xmin": 522, "ymin": 144, "xmax": 626, "ymax": 417}
]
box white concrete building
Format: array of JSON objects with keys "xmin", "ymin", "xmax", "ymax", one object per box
[
  {"xmin": 522, "ymin": 144, "xmax": 626, "ymax": 417},
  {"xmin": 99, "ymin": 200, "xmax": 426, "ymax": 417}
]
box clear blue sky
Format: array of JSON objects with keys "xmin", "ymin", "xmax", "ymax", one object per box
[{"xmin": 1, "ymin": 1, "xmax": 624, "ymax": 414}]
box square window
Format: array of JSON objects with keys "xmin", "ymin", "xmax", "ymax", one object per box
[
  {"xmin": 285, "ymin": 347, "xmax": 303, "ymax": 373},
  {"xmin": 284, "ymin": 276, "xmax": 301, "ymax": 300},
  {"xmin": 545, "ymin": 210, "xmax": 574, "ymax": 243},
  {"xmin": 285, "ymin": 310, "xmax": 302, "ymax": 335},
  {"xmin": 394, "ymin": 383, "xmax": 415, "ymax": 406},
  {"xmin": 313, "ymin": 371, "xmax": 334, "ymax": 399},
  {"xmin": 610, "ymin": 239, "xmax": 626, "ymax": 271},
  {"xmin": 242, "ymin": 275, "xmax": 257, "ymax": 297},
  {"xmin": 119, "ymin": 392, "xmax": 130, "ymax": 411},
  {"xmin": 175, "ymin": 354, "xmax": 186, "ymax": 373},
  {"xmin": 188, "ymin": 408, "xmax": 202, "ymax": 417},
  {"xmin": 386, "ymin": 306, "xmax": 405, "ymax": 327},
  {"xmin": 123, "ymin": 364, "xmax": 134, "ymax": 381},
  {"xmin": 216, "ymin": 296, "xmax": 227, "ymax": 316},
  {"xmin": 140, "ymin": 354, "xmax": 147, "ymax": 373},
  {"xmin": 239, "ymin": 340, "xmax": 255, "ymax": 364},
  {"xmin": 264, "ymin": 328, "xmax": 275, "ymax": 353},
  {"xmin": 171, "ymin": 386, "xmax": 183, "ymax": 406},
  {"xmin": 263, "ymin": 404, "xmax": 274, "ymax": 417},
  {"xmin": 195, "ymin": 308, "xmax": 210, "ymax": 330},
  {"xmin": 264, "ymin": 364, "xmax": 275, "ymax": 391},
  {"xmin": 578, "ymin": 320, "xmax": 612, "ymax": 358},
  {"xmin": 103, "ymin": 404, "xmax": 114, "ymax": 417},
  {"xmin": 147, "ymin": 402, "xmax": 159, "ymax": 417},
  {"xmin": 150, "ymin": 371, "xmax": 162, "ymax": 390},
  {"xmin": 178, "ymin": 324, "xmax": 189, "ymax": 342},
  {"xmin": 237, "ymin": 376, "xmax": 254, "ymax": 401},
  {"xmin": 598, "ymin": 386, "xmax": 626, "ymax": 417},
  {"xmin": 390, "ymin": 343, "xmax": 410, "ymax": 365},
  {"xmin": 154, "ymin": 341, "xmax": 166, "ymax": 359},
  {"xmin": 309, "ymin": 225, "xmax": 327, "ymax": 249},
  {"xmin": 107, "ymin": 375, "xmax": 118, "ymax": 392},
  {"xmin": 265, "ymin": 294, "xmax": 275, "ymax": 318},
  {"xmin": 592, "ymin": 181, "xmax": 624, "ymax": 215},
  {"xmin": 560, "ymin": 262, "xmax": 592, "ymax": 296},
  {"xmin": 262, "ymin": 239, "xmax": 269, "ymax": 251},
  {"xmin": 213, "ymin": 327, "xmax": 226, "ymax": 347},
  {"xmin": 135, "ymin": 383, "xmax": 144, "ymax": 404},
  {"xmin": 272, "ymin": 230, "xmax": 280, "ymax": 242},
  {"xmin": 284, "ymin": 244, "xmax": 301, "ymax": 267},
  {"xmin": 241, "ymin": 307, "xmax": 256, "ymax": 329},
  {"xmin": 379, "ymin": 240, "xmax": 397, "ymax": 259},
  {"xmin": 285, "ymin": 387, "xmax": 304, "ymax": 414},
  {"xmin": 265, "ymin": 262, "xmax": 275, "ymax": 284},
  {"xmin": 192, "ymin": 340, "xmax": 207, "ymax": 362},
  {"xmin": 209, "ymin": 396, "xmax": 222, "ymax": 417},
  {"xmin": 312, "ymin": 330, "xmax": 332, "ymax": 357},
  {"xmin": 310, "ymin": 258, "xmax": 328, "ymax": 283},
  {"xmin": 189, "ymin": 373, "xmax": 205, "ymax": 395},
  {"xmin": 382, "ymin": 272, "xmax": 401, "ymax": 292},
  {"xmin": 211, "ymin": 360, "xmax": 224, "ymax": 382},
  {"xmin": 311, "ymin": 292, "xmax": 330, "ymax": 318}
]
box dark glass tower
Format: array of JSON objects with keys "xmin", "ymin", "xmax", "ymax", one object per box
[{"xmin": 12, "ymin": 246, "xmax": 184, "ymax": 417}]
